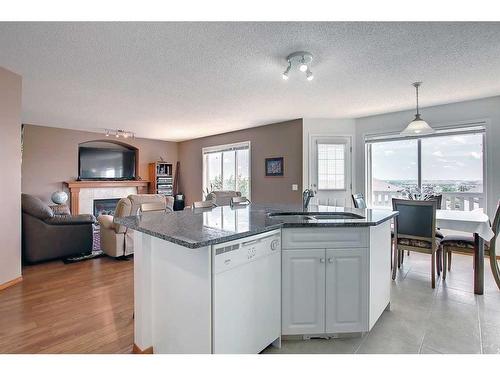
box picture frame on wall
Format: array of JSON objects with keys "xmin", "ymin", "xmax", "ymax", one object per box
[{"xmin": 265, "ymin": 157, "xmax": 284, "ymax": 177}]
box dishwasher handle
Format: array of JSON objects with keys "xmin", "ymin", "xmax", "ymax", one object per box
[
  {"xmin": 242, "ymin": 232, "xmax": 280, "ymax": 247},
  {"xmin": 242, "ymin": 238, "xmax": 260, "ymax": 247}
]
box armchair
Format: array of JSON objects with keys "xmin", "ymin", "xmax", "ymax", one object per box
[{"xmin": 98, "ymin": 194, "xmax": 173, "ymax": 257}]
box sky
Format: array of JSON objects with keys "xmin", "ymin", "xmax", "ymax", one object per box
[{"xmin": 372, "ymin": 133, "xmax": 483, "ymax": 182}]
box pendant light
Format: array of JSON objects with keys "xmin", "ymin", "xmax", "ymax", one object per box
[{"xmin": 400, "ymin": 82, "xmax": 434, "ymax": 136}]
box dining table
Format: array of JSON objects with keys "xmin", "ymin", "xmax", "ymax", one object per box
[{"xmin": 435, "ymin": 209, "xmax": 494, "ymax": 295}]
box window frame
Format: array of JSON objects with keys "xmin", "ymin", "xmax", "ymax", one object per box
[
  {"xmin": 365, "ymin": 122, "xmax": 487, "ymax": 209},
  {"xmin": 202, "ymin": 141, "xmax": 251, "ymax": 200},
  {"xmin": 314, "ymin": 137, "xmax": 349, "ymax": 192}
]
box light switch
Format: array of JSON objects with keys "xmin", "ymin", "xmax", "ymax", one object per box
[{"xmin": 292, "ymin": 184, "xmax": 298, "ymax": 191}]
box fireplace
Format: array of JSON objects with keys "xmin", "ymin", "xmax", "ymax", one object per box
[{"xmin": 93, "ymin": 198, "xmax": 120, "ymax": 217}]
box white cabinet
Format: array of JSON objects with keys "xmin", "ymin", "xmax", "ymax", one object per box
[
  {"xmin": 282, "ymin": 227, "xmax": 368, "ymax": 249},
  {"xmin": 325, "ymin": 248, "xmax": 368, "ymax": 333},
  {"xmin": 281, "ymin": 227, "xmax": 385, "ymax": 337},
  {"xmin": 282, "ymin": 249, "xmax": 326, "ymax": 335},
  {"xmin": 282, "ymin": 247, "xmax": 368, "ymax": 336}
]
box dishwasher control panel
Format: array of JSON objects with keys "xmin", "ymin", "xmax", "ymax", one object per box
[
  {"xmin": 247, "ymin": 247, "xmax": 257, "ymax": 259},
  {"xmin": 212, "ymin": 229, "xmax": 281, "ymax": 274}
]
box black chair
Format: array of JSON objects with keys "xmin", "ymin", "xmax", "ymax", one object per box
[
  {"xmin": 442, "ymin": 202, "xmax": 500, "ymax": 290},
  {"xmin": 403, "ymin": 195, "xmax": 444, "ymax": 261},
  {"xmin": 352, "ymin": 193, "xmax": 367, "ymax": 209},
  {"xmin": 425, "ymin": 194, "xmax": 443, "ymax": 209},
  {"xmin": 392, "ymin": 198, "xmax": 442, "ymax": 288}
]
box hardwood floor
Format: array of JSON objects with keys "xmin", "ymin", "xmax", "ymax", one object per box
[{"xmin": 0, "ymin": 257, "xmax": 134, "ymax": 353}]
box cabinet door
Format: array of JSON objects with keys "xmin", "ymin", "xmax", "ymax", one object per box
[
  {"xmin": 325, "ymin": 248, "xmax": 368, "ymax": 333},
  {"xmin": 282, "ymin": 249, "xmax": 326, "ymax": 335}
]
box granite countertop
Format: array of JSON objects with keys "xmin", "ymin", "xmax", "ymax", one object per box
[{"xmin": 114, "ymin": 203, "xmax": 398, "ymax": 249}]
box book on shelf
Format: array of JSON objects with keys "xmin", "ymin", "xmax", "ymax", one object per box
[{"xmin": 149, "ymin": 161, "xmax": 174, "ymax": 196}]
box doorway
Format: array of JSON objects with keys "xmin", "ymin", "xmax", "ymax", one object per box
[{"xmin": 309, "ymin": 136, "xmax": 352, "ymax": 207}]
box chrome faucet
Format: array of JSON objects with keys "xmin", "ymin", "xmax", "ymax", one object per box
[{"xmin": 302, "ymin": 189, "xmax": 315, "ymax": 210}]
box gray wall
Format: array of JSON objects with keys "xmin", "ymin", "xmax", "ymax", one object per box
[
  {"xmin": 21, "ymin": 124, "xmax": 178, "ymax": 204},
  {"xmin": 178, "ymin": 119, "xmax": 303, "ymax": 205},
  {"xmin": 355, "ymin": 96, "xmax": 500, "ymax": 216},
  {"xmin": 0, "ymin": 67, "xmax": 22, "ymax": 285}
]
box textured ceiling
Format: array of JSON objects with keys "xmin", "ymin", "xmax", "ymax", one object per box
[{"xmin": 1, "ymin": 22, "xmax": 500, "ymax": 141}]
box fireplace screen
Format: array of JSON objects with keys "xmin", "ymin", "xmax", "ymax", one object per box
[{"xmin": 93, "ymin": 198, "xmax": 120, "ymax": 217}]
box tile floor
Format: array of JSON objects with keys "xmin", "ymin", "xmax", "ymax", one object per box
[{"xmin": 263, "ymin": 252, "xmax": 500, "ymax": 354}]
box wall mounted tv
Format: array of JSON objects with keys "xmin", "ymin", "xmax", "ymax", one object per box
[{"xmin": 78, "ymin": 142, "xmax": 136, "ymax": 180}]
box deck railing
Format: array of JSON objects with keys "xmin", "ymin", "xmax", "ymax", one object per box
[
  {"xmin": 441, "ymin": 192, "xmax": 485, "ymax": 211},
  {"xmin": 371, "ymin": 191, "xmax": 485, "ymax": 211}
]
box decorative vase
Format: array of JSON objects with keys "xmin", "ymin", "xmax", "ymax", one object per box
[{"xmin": 51, "ymin": 191, "xmax": 68, "ymax": 205}]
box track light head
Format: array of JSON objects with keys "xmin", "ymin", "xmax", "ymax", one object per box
[
  {"xmin": 299, "ymin": 57, "xmax": 308, "ymax": 72},
  {"xmin": 306, "ymin": 68, "xmax": 314, "ymax": 81},
  {"xmin": 282, "ymin": 63, "xmax": 291, "ymax": 80}
]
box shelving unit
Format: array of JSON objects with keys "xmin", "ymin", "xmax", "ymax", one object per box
[{"xmin": 149, "ymin": 162, "xmax": 174, "ymax": 196}]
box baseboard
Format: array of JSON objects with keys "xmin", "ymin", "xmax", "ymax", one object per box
[
  {"xmin": 0, "ymin": 276, "xmax": 23, "ymax": 291},
  {"xmin": 132, "ymin": 343, "xmax": 153, "ymax": 354}
]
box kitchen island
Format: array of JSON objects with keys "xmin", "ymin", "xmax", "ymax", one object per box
[{"xmin": 116, "ymin": 203, "xmax": 397, "ymax": 354}]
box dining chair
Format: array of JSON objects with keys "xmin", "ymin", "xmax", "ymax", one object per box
[
  {"xmin": 425, "ymin": 194, "xmax": 443, "ymax": 209},
  {"xmin": 403, "ymin": 195, "xmax": 444, "ymax": 265},
  {"xmin": 442, "ymin": 203, "xmax": 500, "ymax": 289},
  {"xmin": 139, "ymin": 202, "xmax": 167, "ymax": 213},
  {"xmin": 392, "ymin": 198, "xmax": 443, "ymax": 288},
  {"xmin": 351, "ymin": 191, "xmax": 396, "ymax": 269},
  {"xmin": 352, "ymin": 193, "xmax": 367, "ymax": 209},
  {"xmin": 192, "ymin": 200, "xmax": 217, "ymax": 209}
]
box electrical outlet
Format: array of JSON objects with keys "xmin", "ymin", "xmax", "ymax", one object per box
[{"xmin": 292, "ymin": 184, "xmax": 298, "ymax": 191}]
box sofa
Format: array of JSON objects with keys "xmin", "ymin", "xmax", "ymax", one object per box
[
  {"xmin": 97, "ymin": 194, "xmax": 173, "ymax": 257},
  {"xmin": 205, "ymin": 191, "xmax": 241, "ymax": 206},
  {"xmin": 21, "ymin": 193, "xmax": 95, "ymax": 263}
]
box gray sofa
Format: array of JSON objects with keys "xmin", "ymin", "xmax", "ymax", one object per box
[
  {"xmin": 21, "ymin": 193, "xmax": 95, "ymax": 263},
  {"xmin": 205, "ymin": 191, "xmax": 241, "ymax": 206}
]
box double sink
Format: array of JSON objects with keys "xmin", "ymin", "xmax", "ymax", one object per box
[{"xmin": 268, "ymin": 211, "xmax": 365, "ymax": 221}]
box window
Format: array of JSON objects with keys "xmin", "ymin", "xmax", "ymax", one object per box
[
  {"xmin": 203, "ymin": 142, "xmax": 251, "ymax": 199},
  {"xmin": 366, "ymin": 125, "xmax": 486, "ymax": 211},
  {"xmin": 317, "ymin": 143, "xmax": 346, "ymax": 190},
  {"xmin": 369, "ymin": 139, "xmax": 418, "ymax": 206},
  {"xmin": 421, "ymin": 134, "xmax": 484, "ymax": 198}
]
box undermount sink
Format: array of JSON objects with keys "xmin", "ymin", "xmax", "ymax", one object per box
[{"xmin": 268, "ymin": 212, "xmax": 365, "ymax": 220}]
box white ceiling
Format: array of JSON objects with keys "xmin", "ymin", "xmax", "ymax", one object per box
[{"xmin": 1, "ymin": 22, "xmax": 500, "ymax": 142}]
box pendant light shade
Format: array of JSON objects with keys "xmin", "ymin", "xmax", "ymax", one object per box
[
  {"xmin": 400, "ymin": 115, "xmax": 434, "ymax": 135},
  {"xmin": 401, "ymin": 82, "xmax": 435, "ymax": 136}
]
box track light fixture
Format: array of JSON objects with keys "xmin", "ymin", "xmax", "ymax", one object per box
[
  {"xmin": 104, "ymin": 129, "xmax": 135, "ymax": 139},
  {"xmin": 282, "ymin": 51, "xmax": 314, "ymax": 81},
  {"xmin": 400, "ymin": 82, "xmax": 435, "ymax": 136}
]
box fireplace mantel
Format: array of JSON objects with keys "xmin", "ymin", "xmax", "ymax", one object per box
[{"xmin": 64, "ymin": 180, "xmax": 150, "ymax": 215}]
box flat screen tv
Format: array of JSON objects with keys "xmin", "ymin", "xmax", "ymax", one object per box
[{"xmin": 78, "ymin": 146, "xmax": 136, "ymax": 180}]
